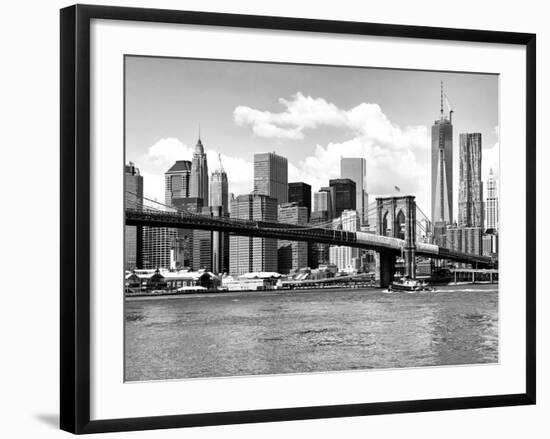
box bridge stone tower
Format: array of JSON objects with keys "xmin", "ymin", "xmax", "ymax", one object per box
[{"xmin": 376, "ymin": 196, "xmax": 417, "ymax": 286}]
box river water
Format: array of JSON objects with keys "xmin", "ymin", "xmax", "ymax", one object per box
[{"xmin": 124, "ymin": 285, "xmax": 498, "ymax": 381}]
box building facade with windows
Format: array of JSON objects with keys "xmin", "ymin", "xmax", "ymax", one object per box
[
  {"xmin": 486, "ymin": 168, "xmax": 499, "ymax": 231},
  {"xmin": 288, "ymin": 182, "xmax": 311, "ymax": 221},
  {"xmin": 458, "ymin": 132, "xmax": 484, "ymax": 228},
  {"xmin": 329, "ymin": 178, "xmax": 356, "ymax": 220},
  {"xmin": 340, "ymin": 157, "xmax": 368, "ymax": 225},
  {"xmin": 277, "ymin": 202, "xmax": 309, "ymax": 274},
  {"xmin": 229, "ymin": 194, "xmax": 278, "ymax": 275},
  {"xmin": 142, "ymin": 226, "xmax": 177, "ymax": 270},
  {"xmin": 165, "ymin": 160, "xmax": 191, "ymax": 205},
  {"xmin": 313, "ymin": 187, "xmax": 333, "ymax": 219},
  {"xmin": 329, "ymin": 210, "xmax": 360, "ymax": 272},
  {"xmin": 125, "ymin": 162, "xmax": 143, "ymax": 270},
  {"xmin": 253, "ymin": 152, "xmax": 288, "ymax": 206},
  {"xmin": 210, "ymin": 154, "xmax": 229, "ymax": 213}
]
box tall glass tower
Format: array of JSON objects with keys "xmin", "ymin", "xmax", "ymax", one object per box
[
  {"xmin": 458, "ymin": 133, "xmax": 483, "ymax": 228},
  {"xmin": 431, "ymin": 81, "xmax": 453, "ymax": 225},
  {"xmin": 340, "ymin": 157, "xmax": 368, "ymax": 225},
  {"xmin": 253, "ymin": 152, "xmax": 288, "ymax": 206}
]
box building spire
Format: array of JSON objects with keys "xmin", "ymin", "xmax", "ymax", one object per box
[
  {"xmin": 195, "ymin": 123, "xmax": 204, "ymax": 152},
  {"xmin": 218, "ymin": 153, "xmax": 224, "ymax": 172},
  {"xmin": 440, "ymin": 81, "xmax": 444, "ymax": 118}
]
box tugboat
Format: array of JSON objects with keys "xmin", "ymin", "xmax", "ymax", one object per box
[{"xmin": 388, "ymin": 277, "xmax": 433, "ymax": 292}]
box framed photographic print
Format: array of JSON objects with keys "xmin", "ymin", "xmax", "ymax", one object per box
[{"xmin": 60, "ymin": 4, "xmax": 536, "ymax": 434}]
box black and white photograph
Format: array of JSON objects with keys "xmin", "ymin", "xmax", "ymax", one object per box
[{"xmin": 124, "ymin": 56, "xmax": 500, "ymax": 381}]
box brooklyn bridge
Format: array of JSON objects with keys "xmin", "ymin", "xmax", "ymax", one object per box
[{"xmin": 125, "ymin": 192, "xmax": 495, "ymax": 287}]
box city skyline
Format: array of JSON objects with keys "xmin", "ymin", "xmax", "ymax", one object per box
[
  {"xmin": 126, "ymin": 126, "xmax": 498, "ymax": 272},
  {"xmin": 125, "ymin": 56, "xmax": 499, "ymax": 218}
]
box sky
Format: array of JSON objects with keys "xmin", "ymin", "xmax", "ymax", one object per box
[{"xmin": 125, "ymin": 56, "xmax": 499, "ymax": 217}]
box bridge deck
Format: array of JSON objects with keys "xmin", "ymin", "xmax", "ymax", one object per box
[{"xmin": 125, "ymin": 208, "xmax": 494, "ymax": 266}]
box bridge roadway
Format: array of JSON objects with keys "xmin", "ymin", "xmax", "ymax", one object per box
[{"xmin": 125, "ymin": 208, "xmax": 494, "ymax": 266}]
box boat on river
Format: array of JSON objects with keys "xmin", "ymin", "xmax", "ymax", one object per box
[{"xmin": 388, "ymin": 277, "xmax": 433, "ymax": 292}]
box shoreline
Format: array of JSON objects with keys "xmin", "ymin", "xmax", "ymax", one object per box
[{"xmin": 125, "ymin": 282, "xmax": 498, "ymax": 301}]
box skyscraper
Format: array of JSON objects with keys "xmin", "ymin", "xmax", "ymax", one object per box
[
  {"xmin": 125, "ymin": 162, "xmax": 143, "ymax": 270},
  {"xmin": 431, "ymin": 81, "xmax": 453, "ymax": 225},
  {"xmin": 209, "ymin": 154, "xmax": 230, "ymax": 274},
  {"xmin": 309, "ymin": 210, "xmax": 330, "ymax": 268},
  {"xmin": 461, "ymin": 227, "xmax": 483, "ymax": 255},
  {"xmin": 171, "ymin": 197, "xmax": 203, "ymax": 269},
  {"xmin": 165, "ymin": 158, "xmax": 199, "ymax": 270},
  {"xmin": 165, "ymin": 160, "xmax": 191, "ymax": 205},
  {"xmin": 458, "ymin": 133, "xmax": 483, "ymax": 228},
  {"xmin": 445, "ymin": 224, "xmax": 463, "ymax": 252},
  {"xmin": 192, "ymin": 206, "xmax": 229, "ymax": 273},
  {"xmin": 486, "ymin": 168, "xmax": 498, "ymax": 231},
  {"xmin": 329, "ymin": 178, "xmax": 356, "ymax": 219},
  {"xmin": 340, "ymin": 157, "xmax": 368, "ymax": 225},
  {"xmin": 329, "ymin": 210, "xmax": 360, "ymax": 272},
  {"xmin": 313, "ymin": 187, "xmax": 333, "ymax": 218},
  {"xmin": 277, "ymin": 202, "xmax": 308, "ymax": 273},
  {"xmin": 210, "ymin": 206, "xmax": 230, "ymax": 274},
  {"xmin": 253, "ymin": 152, "xmax": 288, "ymax": 205},
  {"xmin": 229, "ymin": 194, "xmax": 278, "ymax": 275},
  {"xmin": 142, "ymin": 227, "xmax": 176, "ymax": 269},
  {"xmin": 288, "ymin": 182, "xmax": 311, "ymax": 221},
  {"xmin": 482, "ymin": 233, "xmax": 498, "ymax": 256},
  {"xmin": 190, "ymin": 135, "xmax": 209, "ymax": 205},
  {"xmin": 209, "ymin": 154, "xmax": 229, "ymax": 213},
  {"xmin": 287, "ymin": 183, "xmax": 312, "ymax": 270}
]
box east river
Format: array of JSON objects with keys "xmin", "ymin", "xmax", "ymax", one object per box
[{"xmin": 124, "ymin": 284, "xmax": 498, "ymax": 381}]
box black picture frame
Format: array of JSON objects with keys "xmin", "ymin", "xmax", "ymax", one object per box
[{"xmin": 60, "ymin": 4, "xmax": 536, "ymax": 434}]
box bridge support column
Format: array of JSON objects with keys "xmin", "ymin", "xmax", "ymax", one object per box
[
  {"xmin": 403, "ymin": 196, "xmax": 416, "ymax": 279},
  {"xmin": 375, "ymin": 195, "xmax": 417, "ymax": 282},
  {"xmin": 379, "ymin": 252, "xmax": 396, "ymax": 288},
  {"xmin": 403, "ymin": 246, "xmax": 416, "ymax": 279}
]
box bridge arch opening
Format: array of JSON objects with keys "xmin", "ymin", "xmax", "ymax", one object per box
[
  {"xmin": 382, "ymin": 211, "xmax": 391, "ymax": 236},
  {"xmin": 396, "ymin": 209, "xmax": 406, "ymax": 240}
]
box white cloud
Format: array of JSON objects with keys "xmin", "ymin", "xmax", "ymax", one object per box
[
  {"xmin": 234, "ymin": 92, "xmax": 346, "ymax": 139},
  {"xmin": 234, "ymin": 92, "xmax": 427, "ymax": 147},
  {"xmin": 146, "ymin": 137, "xmax": 193, "ymax": 170},
  {"xmin": 140, "ymin": 171, "xmax": 165, "ymax": 203}
]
